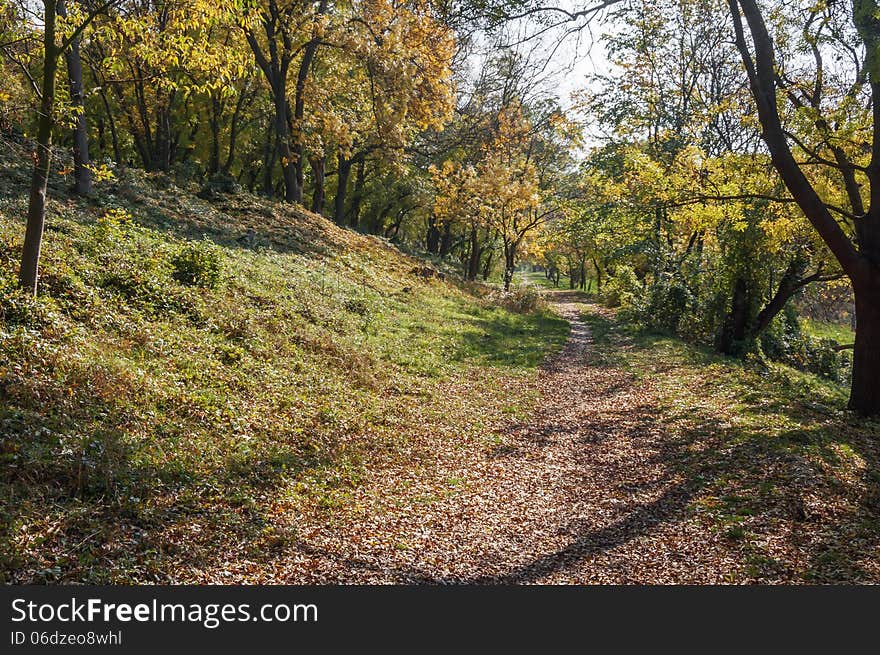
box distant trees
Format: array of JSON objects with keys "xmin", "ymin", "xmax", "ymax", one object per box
[
  {"xmin": 543, "ymin": 0, "xmax": 859, "ymax": 396},
  {"xmin": 1, "ymin": 0, "xmax": 455, "ymax": 293}
]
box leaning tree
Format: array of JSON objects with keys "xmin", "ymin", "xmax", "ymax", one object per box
[{"xmin": 727, "ymin": 0, "xmax": 880, "ymax": 414}]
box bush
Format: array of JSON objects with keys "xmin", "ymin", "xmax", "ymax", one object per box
[
  {"xmin": 760, "ymin": 308, "xmax": 849, "ymax": 382},
  {"xmin": 198, "ymin": 173, "xmax": 241, "ymax": 200},
  {"xmin": 171, "ymin": 241, "xmax": 223, "ymax": 288},
  {"xmin": 488, "ymin": 287, "xmax": 544, "ymax": 314},
  {"xmin": 760, "ymin": 304, "xmax": 802, "ymax": 362},
  {"xmin": 643, "ymin": 277, "xmax": 692, "ymax": 334},
  {"xmin": 0, "ymin": 286, "xmax": 60, "ymax": 328},
  {"xmin": 99, "ymin": 264, "xmax": 189, "ymax": 315},
  {"xmin": 602, "ymin": 265, "xmax": 642, "ymax": 309}
]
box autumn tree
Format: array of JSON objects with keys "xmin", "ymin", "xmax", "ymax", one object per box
[
  {"xmin": 13, "ymin": 0, "xmax": 122, "ymax": 294},
  {"xmin": 728, "ymin": 0, "xmax": 880, "ymax": 414}
]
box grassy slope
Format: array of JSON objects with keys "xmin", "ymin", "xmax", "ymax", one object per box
[
  {"xmin": 801, "ymin": 317, "xmax": 855, "ymax": 344},
  {"xmin": 0, "ymin": 148, "xmax": 567, "ymax": 582},
  {"xmin": 582, "ymin": 307, "xmax": 880, "ymax": 582}
]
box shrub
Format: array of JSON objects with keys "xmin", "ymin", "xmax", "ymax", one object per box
[
  {"xmin": 602, "ymin": 265, "xmax": 642, "ymax": 309},
  {"xmin": 760, "ymin": 304, "xmax": 802, "ymax": 362},
  {"xmin": 759, "ymin": 308, "xmax": 848, "ymax": 382},
  {"xmin": 490, "ymin": 287, "xmax": 544, "ymax": 314},
  {"xmin": 643, "ymin": 277, "xmax": 692, "ymax": 334},
  {"xmin": 0, "ymin": 286, "xmax": 60, "ymax": 328},
  {"xmin": 171, "ymin": 241, "xmax": 223, "ymax": 288},
  {"xmin": 198, "ymin": 173, "xmax": 241, "ymax": 200}
]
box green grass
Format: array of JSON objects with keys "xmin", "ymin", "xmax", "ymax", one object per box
[
  {"xmin": 580, "ymin": 306, "xmax": 880, "ymax": 583},
  {"xmin": 0, "ymin": 162, "xmax": 568, "ymax": 583},
  {"xmin": 802, "ymin": 317, "xmax": 855, "ymax": 344},
  {"xmin": 512, "ymin": 269, "xmax": 593, "ymax": 292}
]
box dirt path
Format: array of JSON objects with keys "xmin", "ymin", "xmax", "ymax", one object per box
[{"xmin": 206, "ymin": 292, "xmax": 741, "ymax": 583}]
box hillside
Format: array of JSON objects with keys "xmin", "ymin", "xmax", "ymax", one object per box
[
  {"xmin": 0, "ymin": 144, "xmax": 568, "ymax": 583},
  {"xmin": 3, "ymin": 139, "xmax": 880, "ymax": 584}
]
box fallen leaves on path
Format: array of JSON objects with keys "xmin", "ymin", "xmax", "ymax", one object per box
[{"xmin": 177, "ymin": 294, "xmax": 767, "ymax": 582}]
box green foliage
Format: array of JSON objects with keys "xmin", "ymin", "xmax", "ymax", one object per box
[
  {"xmin": 0, "ymin": 286, "xmax": 60, "ymax": 328},
  {"xmin": 761, "ymin": 309, "xmax": 851, "ymax": 382},
  {"xmin": 601, "ymin": 265, "xmax": 642, "ymax": 309},
  {"xmin": 759, "ymin": 305, "xmax": 802, "ymax": 362},
  {"xmin": 641, "ymin": 275, "xmax": 692, "ymax": 334},
  {"xmin": 171, "ymin": 240, "xmax": 224, "ymax": 288}
]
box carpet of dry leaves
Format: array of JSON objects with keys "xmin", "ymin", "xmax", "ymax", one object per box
[{"xmin": 159, "ymin": 291, "xmax": 878, "ymax": 584}]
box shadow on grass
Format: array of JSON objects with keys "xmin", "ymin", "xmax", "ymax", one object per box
[
  {"xmin": 260, "ymin": 306, "xmax": 880, "ymax": 584},
  {"xmin": 0, "ymin": 372, "xmax": 344, "ymax": 583},
  {"xmin": 450, "ymin": 309, "xmax": 569, "ymax": 370}
]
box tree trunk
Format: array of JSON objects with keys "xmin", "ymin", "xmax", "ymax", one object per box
[
  {"xmin": 749, "ymin": 260, "xmax": 812, "ymax": 339},
  {"xmin": 439, "ymin": 221, "xmax": 452, "ymax": 257},
  {"xmin": 59, "ymin": 0, "xmax": 91, "ymax": 195},
  {"xmin": 209, "ymin": 96, "xmax": 222, "ymax": 175},
  {"xmin": 309, "ymin": 154, "xmax": 325, "ymax": 214},
  {"xmin": 291, "ymin": 0, "xmax": 328, "ymax": 204},
  {"xmin": 334, "ymin": 153, "xmax": 351, "ymax": 225},
  {"xmin": 20, "ymin": 1, "xmax": 59, "ymax": 295},
  {"xmin": 262, "ymin": 124, "xmax": 277, "ymax": 197},
  {"xmin": 466, "ymin": 225, "xmax": 480, "ymax": 281},
  {"xmin": 481, "ymin": 248, "xmax": 494, "ymax": 281},
  {"xmin": 93, "ymin": 75, "xmax": 120, "ymax": 163},
  {"xmin": 153, "ymin": 99, "xmax": 175, "ymax": 172},
  {"xmin": 426, "ymin": 218, "xmax": 441, "ymax": 254},
  {"xmin": 503, "ymin": 242, "xmax": 516, "ymax": 291},
  {"xmin": 274, "ymin": 93, "xmax": 297, "ymax": 202},
  {"xmin": 717, "ymin": 277, "xmax": 751, "ymax": 355},
  {"xmin": 350, "ymin": 158, "xmax": 365, "ymax": 228},
  {"xmin": 223, "ymin": 84, "xmax": 252, "ymax": 175},
  {"xmin": 849, "ymin": 281, "xmax": 880, "ymax": 415}
]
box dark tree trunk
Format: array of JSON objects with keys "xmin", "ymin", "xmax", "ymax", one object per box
[
  {"xmin": 274, "ymin": 93, "xmax": 297, "ymax": 202},
  {"xmin": 94, "ymin": 79, "xmax": 120, "ymax": 163},
  {"xmin": 222, "ymin": 86, "xmax": 251, "ymax": 175},
  {"xmin": 262, "ymin": 125, "xmax": 277, "ymax": 197},
  {"xmin": 426, "ymin": 218, "xmax": 441, "ymax": 254},
  {"xmin": 290, "ymin": 0, "xmax": 328, "ymax": 204},
  {"xmin": 466, "ymin": 225, "xmax": 481, "ymax": 281},
  {"xmin": 334, "ymin": 153, "xmax": 351, "ymax": 225},
  {"xmin": 209, "ymin": 96, "xmax": 222, "ymax": 175},
  {"xmin": 592, "ymin": 258, "xmax": 603, "ymax": 292},
  {"xmin": 849, "ymin": 281, "xmax": 880, "ymax": 414},
  {"xmin": 309, "ymin": 154, "xmax": 325, "ymax": 214},
  {"xmin": 59, "ymin": 0, "xmax": 91, "ymax": 195},
  {"xmin": 20, "ymin": 1, "xmax": 59, "ymax": 294},
  {"xmin": 717, "ymin": 277, "xmax": 751, "ymax": 355},
  {"xmin": 481, "ymin": 248, "xmax": 494, "ymax": 281},
  {"xmin": 749, "ymin": 259, "xmax": 817, "ymax": 340},
  {"xmin": 350, "ymin": 158, "xmax": 365, "ymax": 228},
  {"xmin": 153, "ymin": 98, "xmax": 175, "ymax": 172},
  {"xmin": 502, "ymin": 242, "xmax": 516, "ymax": 291},
  {"xmin": 439, "ymin": 221, "xmax": 452, "ymax": 257}
]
